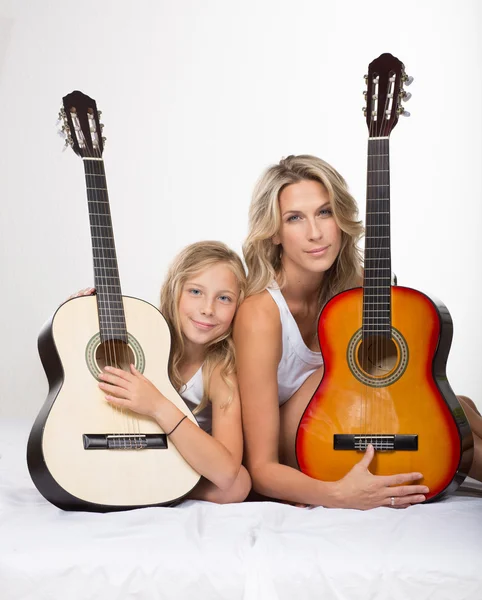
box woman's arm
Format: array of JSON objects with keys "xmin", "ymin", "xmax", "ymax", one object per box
[
  {"xmin": 98, "ymin": 365, "xmax": 243, "ymax": 491},
  {"xmin": 233, "ymin": 294, "xmax": 429, "ymax": 509}
]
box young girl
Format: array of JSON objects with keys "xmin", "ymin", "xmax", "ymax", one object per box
[
  {"xmin": 78, "ymin": 241, "xmax": 251, "ymax": 504},
  {"xmin": 234, "ymin": 154, "xmax": 482, "ymax": 510}
]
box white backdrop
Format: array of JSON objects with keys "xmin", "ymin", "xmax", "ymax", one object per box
[{"xmin": 0, "ymin": 0, "xmax": 481, "ymax": 418}]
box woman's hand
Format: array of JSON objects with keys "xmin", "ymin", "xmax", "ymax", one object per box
[
  {"xmin": 98, "ymin": 364, "xmax": 166, "ymax": 420},
  {"xmin": 333, "ymin": 444, "xmax": 429, "ymax": 509}
]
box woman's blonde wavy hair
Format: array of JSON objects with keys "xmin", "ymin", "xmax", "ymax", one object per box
[
  {"xmin": 243, "ymin": 154, "xmax": 363, "ymax": 310},
  {"xmin": 160, "ymin": 241, "xmax": 246, "ymax": 413}
]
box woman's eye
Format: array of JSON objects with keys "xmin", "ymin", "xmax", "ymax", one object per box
[
  {"xmin": 319, "ymin": 208, "xmax": 333, "ymax": 217},
  {"xmin": 287, "ymin": 214, "xmax": 301, "ymax": 222}
]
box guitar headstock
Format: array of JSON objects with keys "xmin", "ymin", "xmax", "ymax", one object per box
[
  {"xmin": 58, "ymin": 91, "xmax": 105, "ymax": 158},
  {"xmin": 363, "ymin": 53, "xmax": 413, "ymax": 138}
]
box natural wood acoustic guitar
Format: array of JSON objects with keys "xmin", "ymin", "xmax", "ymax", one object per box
[{"xmin": 27, "ymin": 91, "xmax": 201, "ymax": 511}]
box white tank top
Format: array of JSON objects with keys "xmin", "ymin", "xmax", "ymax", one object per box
[
  {"xmin": 180, "ymin": 367, "xmax": 212, "ymax": 434},
  {"xmin": 266, "ymin": 286, "xmax": 323, "ymax": 406}
]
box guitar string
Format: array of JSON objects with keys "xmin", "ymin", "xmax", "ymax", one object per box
[
  {"xmin": 85, "ymin": 130, "xmax": 125, "ymax": 443},
  {"xmin": 378, "ymin": 77, "xmax": 393, "ymax": 449},
  {"xmin": 86, "ymin": 145, "xmax": 122, "ymax": 440},
  {"xmin": 80, "ymin": 119, "xmax": 120, "ymax": 439},
  {"xmin": 93, "ymin": 121, "xmax": 141, "ymax": 447}
]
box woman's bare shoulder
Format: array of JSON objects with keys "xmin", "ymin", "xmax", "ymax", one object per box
[{"xmin": 235, "ymin": 290, "xmax": 279, "ymax": 328}]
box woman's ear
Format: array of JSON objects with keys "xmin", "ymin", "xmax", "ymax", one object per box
[{"xmin": 272, "ymin": 233, "xmax": 281, "ymax": 245}]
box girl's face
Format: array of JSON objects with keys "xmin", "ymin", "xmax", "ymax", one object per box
[
  {"xmin": 178, "ymin": 263, "xmax": 240, "ymax": 347},
  {"xmin": 274, "ymin": 179, "xmax": 342, "ymax": 275}
]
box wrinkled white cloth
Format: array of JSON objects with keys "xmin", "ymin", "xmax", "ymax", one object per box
[{"xmin": 1, "ymin": 419, "xmax": 481, "ymax": 600}]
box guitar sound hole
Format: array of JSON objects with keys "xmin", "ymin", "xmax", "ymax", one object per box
[
  {"xmin": 95, "ymin": 340, "xmax": 135, "ymax": 371},
  {"xmin": 357, "ymin": 336, "xmax": 399, "ymax": 377}
]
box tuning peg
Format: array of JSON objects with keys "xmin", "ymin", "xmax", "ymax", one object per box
[
  {"xmin": 98, "ymin": 110, "xmax": 103, "ymax": 117},
  {"xmin": 362, "ymin": 107, "xmax": 367, "ymax": 116},
  {"xmin": 57, "ymin": 129, "xmax": 66, "ymax": 139},
  {"xmin": 403, "ymin": 74, "xmax": 414, "ymax": 86},
  {"xmin": 364, "ymin": 74, "xmax": 368, "ymax": 84},
  {"xmin": 102, "ymin": 136, "xmax": 107, "ymax": 145},
  {"xmin": 400, "ymin": 91, "xmax": 412, "ymax": 102},
  {"xmin": 398, "ymin": 108, "xmax": 411, "ymax": 117}
]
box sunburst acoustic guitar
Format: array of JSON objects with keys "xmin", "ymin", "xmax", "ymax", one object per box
[
  {"xmin": 295, "ymin": 53, "xmax": 473, "ymax": 501},
  {"xmin": 27, "ymin": 91, "xmax": 201, "ymax": 512}
]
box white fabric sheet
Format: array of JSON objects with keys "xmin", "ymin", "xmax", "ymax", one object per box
[{"xmin": 1, "ymin": 419, "xmax": 481, "ymax": 600}]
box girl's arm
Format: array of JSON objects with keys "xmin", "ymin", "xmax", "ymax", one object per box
[
  {"xmin": 233, "ymin": 294, "xmax": 429, "ymax": 509},
  {"xmin": 98, "ymin": 365, "xmax": 243, "ymax": 491}
]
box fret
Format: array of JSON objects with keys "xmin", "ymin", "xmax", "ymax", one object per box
[
  {"xmin": 364, "ymin": 257, "xmax": 390, "ymax": 261},
  {"xmin": 364, "ymin": 267, "xmax": 391, "ymax": 270},
  {"xmin": 92, "ymin": 235, "xmax": 114, "ymax": 239},
  {"xmin": 93, "ymin": 257, "xmax": 117, "ymax": 261}
]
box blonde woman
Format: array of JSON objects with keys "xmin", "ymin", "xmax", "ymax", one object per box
[
  {"xmin": 89, "ymin": 241, "xmax": 251, "ymax": 503},
  {"xmin": 234, "ymin": 154, "xmax": 481, "ymax": 509}
]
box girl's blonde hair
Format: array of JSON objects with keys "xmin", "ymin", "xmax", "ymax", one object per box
[
  {"xmin": 243, "ymin": 154, "xmax": 363, "ymax": 310},
  {"xmin": 160, "ymin": 241, "xmax": 246, "ymax": 413}
]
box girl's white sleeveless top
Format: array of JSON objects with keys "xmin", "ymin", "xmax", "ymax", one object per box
[
  {"xmin": 266, "ymin": 286, "xmax": 323, "ymax": 406},
  {"xmin": 180, "ymin": 367, "xmax": 213, "ymax": 434}
]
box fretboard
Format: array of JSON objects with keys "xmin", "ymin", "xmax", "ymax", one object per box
[
  {"xmin": 363, "ymin": 137, "xmax": 392, "ymax": 338},
  {"xmin": 84, "ymin": 158, "xmax": 127, "ymax": 342}
]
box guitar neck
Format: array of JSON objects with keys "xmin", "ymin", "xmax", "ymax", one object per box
[
  {"xmin": 363, "ymin": 137, "xmax": 392, "ymax": 337},
  {"xmin": 84, "ymin": 158, "xmax": 127, "ymax": 342}
]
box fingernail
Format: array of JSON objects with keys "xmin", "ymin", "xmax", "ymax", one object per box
[
  {"xmin": 423, "ymin": 487, "xmax": 429, "ymax": 493},
  {"xmin": 418, "ymin": 495, "xmax": 426, "ymax": 502},
  {"xmin": 104, "ymin": 366, "xmax": 112, "ymax": 371}
]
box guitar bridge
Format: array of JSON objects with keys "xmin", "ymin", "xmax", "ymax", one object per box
[
  {"xmin": 333, "ymin": 434, "xmax": 418, "ymax": 452},
  {"xmin": 83, "ymin": 433, "xmax": 167, "ymax": 450}
]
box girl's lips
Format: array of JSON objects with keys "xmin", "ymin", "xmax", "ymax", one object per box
[{"xmin": 190, "ymin": 319, "xmax": 216, "ymax": 330}]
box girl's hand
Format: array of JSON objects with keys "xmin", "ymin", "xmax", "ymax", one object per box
[
  {"xmin": 67, "ymin": 287, "xmax": 95, "ymax": 300},
  {"xmin": 98, "ymin": 364, "xmax": 166, "ymax": 419},
  {"xmin": 333, "ymin": 444, "xmax": 429, "ymax": 509}
]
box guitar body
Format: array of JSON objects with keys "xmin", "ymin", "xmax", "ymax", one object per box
[
  {"xmin": 295, "ymin": 54, "xmax": 474, "ymax": 501},
  {"xmin": 296, "ymin": 286, "xmax": 473, "ymax": 501},
  {"xmin": 28, "ymin": 295, "xmax": 201, "ymax": 511}
]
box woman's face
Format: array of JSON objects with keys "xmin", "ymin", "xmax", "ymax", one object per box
[
  {"xmin": 274, "ymin": 179, "xmax": 342, "ymax": 275},
  {"xmin": 178, "ymin": 263, "xmax": 239, "ymax": 347}
]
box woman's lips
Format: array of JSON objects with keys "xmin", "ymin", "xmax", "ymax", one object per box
[{"xmin": 306, "ymin": 245, "xmax": 329, "ymax": 256}]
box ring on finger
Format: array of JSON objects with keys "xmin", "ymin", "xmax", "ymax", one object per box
[{"xmin": 390, "ymin": 496, "xmax": 395, "ymax": 506}]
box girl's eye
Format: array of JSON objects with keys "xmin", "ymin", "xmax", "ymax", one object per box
[
  {"xmin": 188, "ymin": 288, "xmax": 201, "ymax": 296},
  {"xmin": 219, "ymin": 295, "xmax": 233, "ymax": 303}
]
